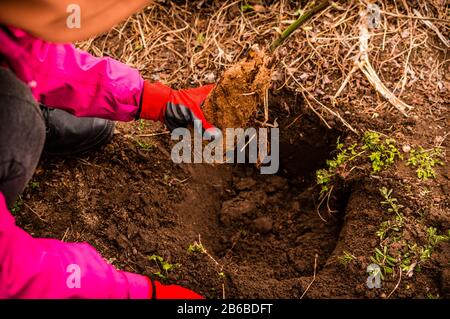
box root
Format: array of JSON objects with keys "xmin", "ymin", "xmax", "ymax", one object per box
[
  {"xmin": 202, "ymin": 49, "xmax": 272, "ymax": 131},
  {"xmin": 300, "ymin": 254, "xmax": 319, "ymax": 299},
  {"xmin": 358, "ymin": 7, "xmax": 413, "ymax": 116}
]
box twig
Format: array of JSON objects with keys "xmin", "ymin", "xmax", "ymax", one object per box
[
  {"xmin": 263, "ymin": 87, "xmax": 269, "ymax": 124},
  {"xmin": 387, "ymin": 268, "xmax": 402, "ymax": 298},
  {"xmin": 436, "ymin": 132, "xmax": 449, "ymax": 148},
  {"xmin": 61, "ymin": 227, "xmax": 70, "ymax": 242},
  {"xmin": 333, "ymin": 64, "xmax": 359, "ymax": 100},
  {"xmin": 137, "ymin": 131, "xmax": 170, "ymax": 137},
  {"xmin": 270, "ymin": 1, "xmax": 331, "ymax": 52},
  {"xmin": 295, "ymin": 78, "xmax": 357, "ymax": 134},
  {"xmin": 196, "ymin": 235, "xmax": 227, "ymax": 299},
  {"xmin": 285, "ymin": 114, "xmax": 303, "ymax": 129},
  {"xmin": 413, "ymin": 9, "xmax": 449, "ymax": 48},
  {"xmin": 326, "ymin": 186, "xmax": 338, "ymax": 216},
  {"xmin": 23, "ymin": 202, "xmax": 47, "ymax": 222},
  {"xmin": 380, "ymin": 11, "xmax": 450, "ymax": 23},
  {"xmin": 300, "ymin": 254, "xmax": 318, "ymax": 299},
  {"xmin": 302, "ymin": 91, "xmax": 332, "ymax": 130},
  {"xmin": 358, "ymin": 7, "xmax": 413, "ymax": 116}
]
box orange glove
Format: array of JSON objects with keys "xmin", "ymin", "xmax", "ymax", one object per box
[{"xmin": 139, "ymin": 81, "xmax": 221, "ymax": 140}]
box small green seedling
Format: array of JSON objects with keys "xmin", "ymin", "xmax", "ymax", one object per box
[
  {"xmin": 370, "ymin": 246, "xmax": 396, "ymax": 278},
  {"xmin": 316, "ymin": 132, "xmax": 402, "ymax": 201},
  {"xmin": 403, "ymin": 228, "xmax": 450, "ymax": 267},
  {"xmin": 376, "ymin": 219, "xmax": 402, "ymax": 240},
  {"xmin": 379, "ymin": 187, "xmax": 403, "ymax": 218},
  {"xmin": 373, "ymin": 187, "xmax": 449, "ymax": 279},
  {"xmin": 399, "ymin": 254, "xmax": 412, "ymax": 273},
  {"xmin": 419, "ymin": 227, "xmax": 450, "ymax": 262},
  {"xmin": 316, "ymin": 168, "xmax": 333, "ymax": 194},
  {"xmin": 316, "ymin": 138, "xmax": 364, "ymax": 195},
  {"xmin": 338, "ymin": 251, "xmax": 356, "ymax": 267},
  {"xmin": 187, "ymin": 242, "xmax": 206, "ymax": 254},
  {"xmin": 240, "ymin": 3, "xmax": 254, "ymax": 12},
  {"xmin": 148, "ymin": 255, "xmax": 179, "ymax": 280},
  {"xmin": 407, "ymin": 147, "xmax": 443, "ymax": 180},
  {"xmin": 136, "ymin": 140, "xmax": 153, "ymax": 151},
  {"xmin": 196, "ymin": 33, "xmax": 206, "ymax": 45},
  {"xmin": 136, "ymin": 119, "xmax": 146, "ymax": 131},
  {"xmin": 28, "ymin": 180, "xmax": 40, "ymax": 191},
  {"xmin": 362, "ymin": 131, "xmax": 402, "ymax": 173},
  {"xmin": 426, "ymin": 293, "xmax": 440, "ymax": 299},
  {"xmin": 427, "ymin": 227, "xmax": 450, "ymax": 246},
  {"xmin": 11, "ymin": 196, "xmax": 23, "ymax": 214}
]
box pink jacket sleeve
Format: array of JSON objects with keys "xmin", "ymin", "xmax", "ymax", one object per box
[
  {"xmin": 0, "ymin": 192, "xmax": 150, "ymax": 298},
  {"xmin": 0, "ymin": 27, "xmax": 143, "ymax": 121}
]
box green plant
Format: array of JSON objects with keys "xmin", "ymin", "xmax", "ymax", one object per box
[
  {"xmin": 187, "ymin": 242, "xmax": 206, "ymax": 254},
  {"xmin": 136, "ymin": 140, "xmax": 153, "ymax": 151},
  {"xmin": 338, "ymin": 251, "xmax": 356, "ymax": 267},
  {"xmin": 136, "ymin": 119, "xmax": 146, "ymax": 131},
  {"xmin": 427, "ymin": 227, "xmax": 450, "ymax": 246},
  {"xmin": 426, "ymin": 292, "xmax": 440, "ymax": 299},
  {"xmin": 28, "ymin": 180, "xmax": 40, "ymax": 191},
  {"xmin": 196, "ymin": 33, "xmax": 205, "ymax": 45},
  {"xmin": 148, "ymin": 255, "xmax": 179, "ymax": 280},
  {"xmin": 316, "ymin": 138, "xmax": 364, "ymax": 195},
  {"xmin": 399, "ymin": 254, "xmax": 412, "ymax": 273},
  {"xmin": 240, "ymin": 3, "xmax": 253, "ymax": 12},
  {"xmin": 379, "ymin": 187, "xmax": 404, "ymax": 218},
  {"xmin": 11, "ymin": 196, "xmax": 23, "ymax": 214},
  {"xmin": 372, "ymin": 188, "xmax": 449, "ymax": 279},
  {"xmin": 186, "ymin": 238, "xmax": 227, "ymax": 295},
  {"xmin": 270, "ymin": 0, "xmax": 331, "ymax": 52},
  {"xmin": 316, "ymin": 132, "xmax": 403, "ymax": 199},
  {"xmin": 362, "ymin": 131, "xmax": 402, "ymax": 173},
  {"xmin": 376, "ymin": 219, "xmax": 403, "ymax": 240},
  {"xmin": 407, "ymin": 147, "xmax": 443, "ymax": 180},
  {"xmin": 370, "ymin": 246, "xmax": 396, "ymax": 278},
  {"xmin": 419, "ymin": 227, "xmax": 450, "ymax": 262},
  {"xmin": 316, "ymin": 169, "xmax": 333, "ymax": 194}
]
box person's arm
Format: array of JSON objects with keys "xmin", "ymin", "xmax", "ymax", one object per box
[
  {"xmin": 0, "ymin": 0, "xmax": 152, "ymax": 43},
  {"xmin": 1, "ymin": 27, "xmax": 221, "ymax": 134},
  {"xmin": 0, "ymin": 192, "xmax": 150, "ymax": 298},
  {"xmin": 0, "ymin": 26, "xmax": 144, "ymax": 121},
  {"xmin": 0, "ymin": 192, "xmax": 204, "ymax": 299}
]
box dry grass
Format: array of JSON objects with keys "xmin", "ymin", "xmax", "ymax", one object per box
[{"xmin": 78, "ymin": 0, "xmax": 449, "ymax": 131}]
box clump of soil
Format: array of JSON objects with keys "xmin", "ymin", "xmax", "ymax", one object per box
[{"xmin": 202, "ymin": 50, "xmax": 271, "ymax": 130}]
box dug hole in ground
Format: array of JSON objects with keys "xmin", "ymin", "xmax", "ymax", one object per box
[{"xmin": 14, "ymin": 0, "xmax": 449, "ymax": 299}]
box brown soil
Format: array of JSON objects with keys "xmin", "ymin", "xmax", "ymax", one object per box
[
  {"xmin": 13, "ymin": 1, "xmax": 450, "ymax": 299},
  {"xmin": 202, "ymin": 50, "xmax": 271, "ymax": 130},
  {"xmin": 15, "ymin": 89, "xmax": 450, "ymax": 299}
]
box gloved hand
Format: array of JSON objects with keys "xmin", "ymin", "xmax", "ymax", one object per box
[
  {"xmin": 139, "ymin": 81, "xmax": 221, "ymax": 140},
  {"xmin": 149, "ymin": 278, "xmax": 204, "ymax": 299}
]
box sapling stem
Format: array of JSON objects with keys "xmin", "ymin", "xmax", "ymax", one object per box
[{"xmin": 269, "ymin": 0, "xmax": 331, "ymax": 53}]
